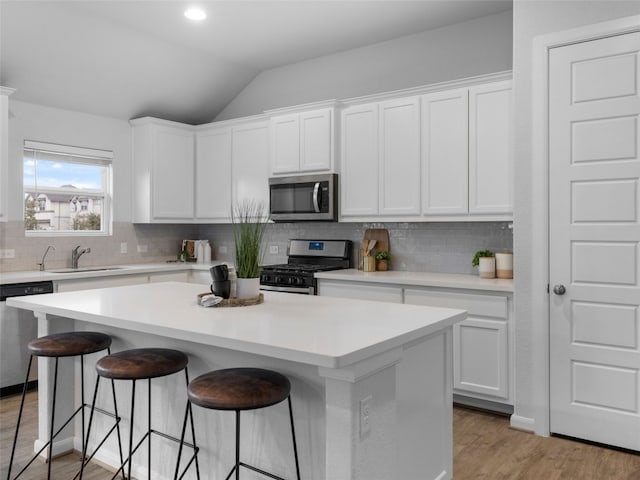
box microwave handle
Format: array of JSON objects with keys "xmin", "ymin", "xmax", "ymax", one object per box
[{"xmin": 312, "ymin": 182, "xmax": 321, "ymax": 213}]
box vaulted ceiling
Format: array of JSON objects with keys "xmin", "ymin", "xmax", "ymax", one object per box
[{"xmin": 1, "ymin": 1, "xmax": 512, "ymax": 124}]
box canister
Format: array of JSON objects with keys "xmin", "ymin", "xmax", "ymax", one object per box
[{"xmin": 495, "ymin": 252, "xmax": 513, "ymax": 279}]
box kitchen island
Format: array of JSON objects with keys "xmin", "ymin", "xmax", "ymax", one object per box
[{"xmin": 7, "ymin": 282, "xmax": 465, "ymax": 480}]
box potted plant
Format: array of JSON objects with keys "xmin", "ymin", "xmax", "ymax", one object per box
[
  {"xmin": 374, "ymin": 251, "xmax": 391, "ymax": 271},
  {"xmin": 232, "ymin": 200, "xmax": 269, "ymax": 298},
  {"xmin": 472, "ymin": 250, "xmax": 495, "ymax": 278}
]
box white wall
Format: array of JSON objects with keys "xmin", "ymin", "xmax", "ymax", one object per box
[
  {"xmin": 512, "ymin": 0, "xmax": 640, "ymax": 429},
  {"xmin": 7, "ymin": 100, "xmax": 132, "ymax": 222},
  {"xmin": 216, "ymin": 10, "xmax": 513, "ymax": 120}
]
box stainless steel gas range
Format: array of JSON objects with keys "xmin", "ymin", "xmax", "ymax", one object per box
[{"xmin": 260, "ymin": 239, "xmax": 352, "ymax": 295}]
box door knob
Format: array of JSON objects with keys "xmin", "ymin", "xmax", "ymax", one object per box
[{"xmin": 553, "ymin": 284, "xmax": 566, "ymax": 295}]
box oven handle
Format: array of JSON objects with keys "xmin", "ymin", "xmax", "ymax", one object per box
[
  {"xmin": 260, "ymin": 284, "xmax": 314, "ymax": 295},
  {"xmin": 312, "ymin": 182, "xmax": 321, "ymax": 213}
]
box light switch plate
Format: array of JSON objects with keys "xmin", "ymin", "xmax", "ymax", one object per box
[{"xmin": 0, "ymin": 249, "xmax": 15, "ymax": 259}]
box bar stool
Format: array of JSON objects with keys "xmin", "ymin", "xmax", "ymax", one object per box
[
  {"xmin": 81, "ymin": 348, "xmax": 199, "ymax": 480},
  {"xmin": 7, "ymin": 331, "xmax": 124, "ymax": 480},
  {"xmin": 185, "ymin": 367, "xmax": 301, "ymax": 480}
]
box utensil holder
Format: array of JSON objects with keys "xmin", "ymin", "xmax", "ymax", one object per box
[{"xmin": 363, "ymin": 256, "xmax": 375, "ymax": 272}]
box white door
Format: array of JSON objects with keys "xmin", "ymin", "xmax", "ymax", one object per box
[{"xmin": 549, "ymin": 31, "xmax": 640, "ymax": 451}]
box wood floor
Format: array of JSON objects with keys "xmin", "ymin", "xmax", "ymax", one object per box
[{"xmin": 1, "ymin": 392, "xmax": 639, "ymax": 479}]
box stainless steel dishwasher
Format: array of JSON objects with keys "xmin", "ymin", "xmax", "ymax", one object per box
[{"xmin": 0, "ymin": 281, "xmax": 54, "ymax": 397}]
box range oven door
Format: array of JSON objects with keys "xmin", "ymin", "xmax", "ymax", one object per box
[
  {"xmin": 259, "ymin": 284, "xmax": 315, "ymax": 295},
  {"xmin": 269, "ymin": 173, "xmax": 337, "ymax": 222}
]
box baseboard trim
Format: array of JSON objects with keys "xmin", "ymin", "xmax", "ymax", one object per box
[
  {"xmin": 0, "ymin": 380, "xmax": 38, "ymax": 398},
  {"xmin": 510, "ymin": 414, "xmax": 536, "ymax": 433}
]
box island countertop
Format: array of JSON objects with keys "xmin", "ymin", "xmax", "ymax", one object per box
[{"xmin": 7, "ymin": 281, "xmax": 466, "ymax": 369}]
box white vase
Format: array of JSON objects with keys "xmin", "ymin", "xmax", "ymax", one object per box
[
  {"xmin": 478, "ymin": 257, "xmax": 496, "ymax": 279},
  {"xmin": 236, "ymin": 277, "xmax": 260, "ymax": 299}
]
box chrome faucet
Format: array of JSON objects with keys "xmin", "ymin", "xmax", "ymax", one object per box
[
  {"xmin": 38, "ymin": 245, "xmax": 56, "ymax": 271},
  {"xmin": 71, "ymin": 245, "xmax": 91, "ymax": 269}
]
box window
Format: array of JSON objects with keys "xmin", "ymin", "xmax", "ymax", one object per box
[{"xmin": 23, "ymin": 141, "xmax": 112, "ymax": 235}]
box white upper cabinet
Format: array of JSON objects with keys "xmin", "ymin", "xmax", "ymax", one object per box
[
  {"xmin": 340, "ymin": 103, "xmax": 379, "ymax": 217},
  {"xmin": 232, "ymin": 120, "xmax": 270, "ymax": 212},
  {"xmin": 195, "ymin": 125, "xmax": 232, "ymax": 222},
  {"xmin": 131, "ymin": 117, "xmax": 195, "ymax": 223},
  {"xmin": 270, "ymin": 107, "xmax": 334, "ymax": 174},
  {"xmin": 468, "ymin": 81, "xmax": 513, "ymax": 215},
  {"xmin": 0, "ymin": 87, "xmax": 14, "ymax": 223},
  {"xmin": 421, "ymin": 88, "xmax": 469, "ymax": 216},
  {"xmin": 270, "ymin": 113, "xmax": 299, "ymax": 173},
  {"xmin": 378, "ymin": 96, "xmax": 421, "ymax": 216}
]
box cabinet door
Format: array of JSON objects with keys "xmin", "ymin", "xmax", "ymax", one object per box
[
  {"xmin": 379, "ymin": 97, "xmax": 421, "ymax": 216},
  {"xmin": 195, "ymin": 127, "xmax": 232, "ymax": 221},
  {"xmin": 270, "ymin": 114, "xmax": 300, "ymax": 174},
  {"xmin": 152, "ymin": 125, "xmax": 195, "ymax": 219},
  {"xmin": 300, "ymin": 108, "xmax": 333, "ymax": 172},
  {"xmin": 232, "ymin": 121, "xmax": 270, "ymax": 212},
  {"xmin": 453, "ymin": 317, "xmax": 508, "ymax": 399},
  {"xmin": 0, "ymin": 89, "xmax": 11, "ymax": 222},
  {"xmin": 469, "ymin": 81, "xmax": 513, "ymax": 214},
  {"xmin": 421, "ymin": 89, "xmax": 469, "ymax": 215},
  {"xmin": 340, "ymin": 104, "xmax": 379, "ymax": 217}
]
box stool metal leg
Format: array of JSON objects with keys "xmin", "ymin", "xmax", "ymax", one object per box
[
  {"xmin": 288, "ymin": 396, "xmax": 301, "ymax": 480},
  {"xmin": 127, "ymin": 379, "xmax": 136, "ymax": 480},
  {"xmin": 47, "ymin": 357, "xmax": 60, "ymax": 480},
  {"xmin": 148, "ymin": 379, "xmax": 152, "ymax": 480},
  {"xmin": 6, "ymin": 355, "xmax": 33, "ymax": 480},
  {"xmin": 175, "ymin": 368, "xmax": 200, "ymax": 480}
]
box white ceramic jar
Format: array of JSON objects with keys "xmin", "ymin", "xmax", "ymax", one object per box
[{"xmin": 478, "ymin": 256, "xmax": 496, "ymax": 279}]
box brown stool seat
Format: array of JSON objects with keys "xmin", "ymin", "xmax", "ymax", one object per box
[
  {"xmin": 188, "ymin": 368, "xmax": 291, "ymax": 411},
  {"xmin": 96, "ymin": 348, "xmax": 188, "ymax": 380},
  {"xmin": 28, "ymin": 331, "xmax": 112, "ymax": 358}
]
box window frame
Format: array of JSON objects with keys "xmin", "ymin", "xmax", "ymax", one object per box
[{"xmin": 23, "ymin": 140, "xmax": 113, "ymax": 237}]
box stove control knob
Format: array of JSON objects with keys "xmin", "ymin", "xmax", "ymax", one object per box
[
  {"xmin": 274, "ymin": 276, "xmax": 283, "ymax": 284},
  {"xmin": 295, "ymin": 277, "xmax": 305, "ymax": 286},
  {"xmin": 261, "ymin": 274, "xmax": 270, "ymax": 283},
  {"xmin": 286, "ymin": 276, "xmax": 295, "ymax": 285}
]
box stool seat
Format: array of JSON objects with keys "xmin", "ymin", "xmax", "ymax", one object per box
[
  {"xmin": 96, "ymin": 348, "xmax": 188, "ymax": 380},
  {"xmin": 188, "ymin": 368, "xmax": 291, "ymax": 411},
  {"xmin": 28, "ymin": 331, "xmax": 112, "ymax": 358}
]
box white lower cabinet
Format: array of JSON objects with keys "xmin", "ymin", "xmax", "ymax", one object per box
[
  {"xmin": 317, "ymin": 278, "xmax": 514, "ymax": 407},
  {"xmin": 55, "ymin": 274, "xmax": 149, "ymax": 292},
  {"xmin": 404, "ymin": 289, "xmax": 512, "ymax": 404},
  {"xmin": 148, "ymin": 271, "xmax": 190, "ymax": 283},
  {"xmin": 316, "ymin": 280, "xmax": 403, "ymax": 303}
]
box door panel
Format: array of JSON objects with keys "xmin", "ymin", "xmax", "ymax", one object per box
[{"xmin": 549, "ymin": 31, "xmax": 640, "ymax": 451}]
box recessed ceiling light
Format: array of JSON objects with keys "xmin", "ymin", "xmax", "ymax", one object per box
[{"xmin": 184, "ymin": 7, "xmax": 206, "ymax": 21}]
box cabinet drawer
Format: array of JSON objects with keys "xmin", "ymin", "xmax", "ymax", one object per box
[
  {"xmin": 317, "ymin": 280, "xmax": 402, "ymax": 303},
  {"xmin": 404, "ymin": 289, "xmax": 507, "ymax": 319}
]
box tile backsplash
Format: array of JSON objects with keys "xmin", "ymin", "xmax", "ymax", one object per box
[{"xmin": 0, "ymin": 220, "xmax": 512, "ymax": 275}]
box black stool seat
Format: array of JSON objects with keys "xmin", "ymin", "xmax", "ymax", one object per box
[
  {"xmin": 96, "ymin": 348, "xmax": 188, "ymax": 380},
  {"xmin": 188, "ymin": 368, "xmax": 291, "ymax": 411},
  {"xmin": 28, "ymin": 331, "xmax": 111, "ymax": 357}
]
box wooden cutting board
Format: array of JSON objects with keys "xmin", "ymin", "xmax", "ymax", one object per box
[{"xmin": 363, "ymin": 228, "xmax": 389, "ymax": 254}]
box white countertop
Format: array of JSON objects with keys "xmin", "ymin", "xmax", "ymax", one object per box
[
  {"xmin": 7, "ymin": 281, "xmax": 465, "ymax": 369},
  {"xmin": 315, "ymin": 269, "xmax": 514, "ymax": 292},
  {"xmin": 0, "ymin": 262, "xmax": 220, "ymax": 284}
]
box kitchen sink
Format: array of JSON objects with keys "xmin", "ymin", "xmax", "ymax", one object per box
[{"xmin": 47, "ymin": 267, "xmax": 124, "ymax": 274}]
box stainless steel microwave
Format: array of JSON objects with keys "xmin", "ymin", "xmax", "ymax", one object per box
[{"xmin": 269, "ymin": 173, "xmax": 338, "ymax": 222}]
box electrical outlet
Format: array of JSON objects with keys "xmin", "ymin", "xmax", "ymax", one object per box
[
  {"xmin": 218, "ymin": 246, "xmax": 228, "ymax": 254},
  {"xmin": 0, "ymin": 249, "xmax": 15, "ymax": 259},
  {"xmin": 269, "ymin": 245, "xmax": 279, "ymax": 255},
  {"xmin": 120, "ymin": 242, "xmax": 128, "ymax": 254},
  {"xmin": 360, "ymin": 395, "xmax": 372, "ymax": 438},
  {"xmin": 136, "ymin": 244, "xmax": 148, "ymax": 253}
]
